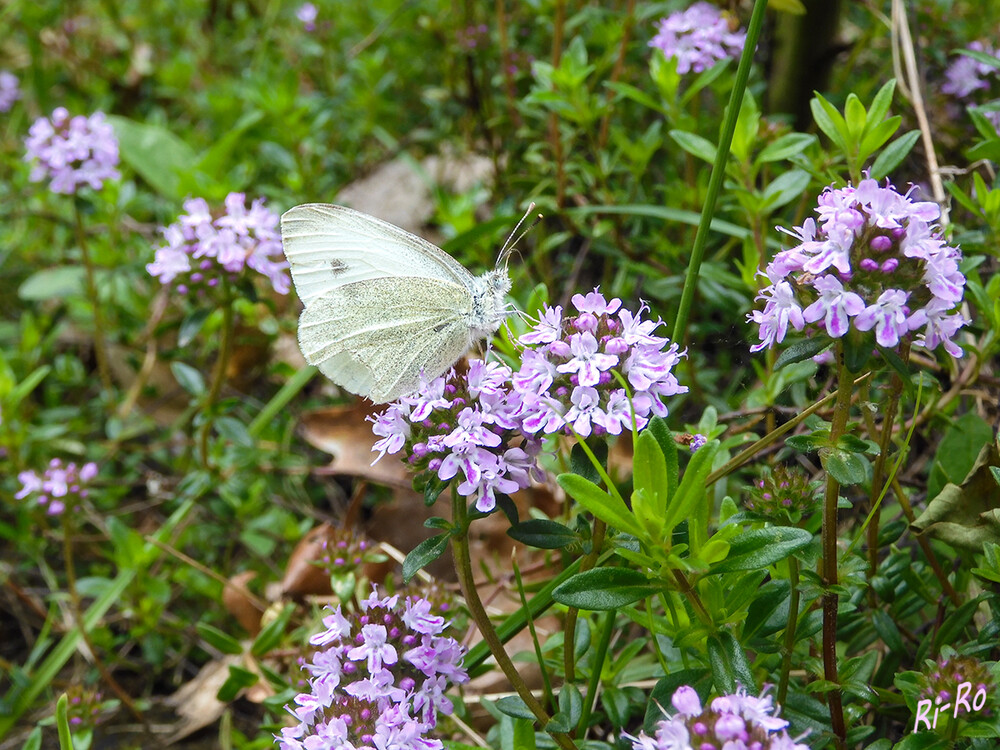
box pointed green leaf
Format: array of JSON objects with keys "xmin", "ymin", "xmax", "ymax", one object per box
[
  {"xmin": 866, "ymin": 80, "xmax": 897, "ymax": 126},
  {"xmin": 774, "ymin": 337, "xmax": 830, "ymax": 370},
  {"xmin": 507, "ymin": 519, "xmax": 577, "ymax": 549},
  {"xmin": 870, "ymin": 129, "xmax": 920, "ymax": 180},
  {"xmin": 553, "ymin": 567, "xmax": 661, "ymax": 610},
  {"xmin": 251, "ymin": 603, "xmax": 295, "ymax": 657},
  {"xmin": 402, "ymin": 533, "xmax": 450, "ymax": 582},
  {"xmin": 844, "ymin": 94, "xmax": 868, "ymax": 140},
  {"xmin": 710, "ymin": 527, "xmax": 813, "ymax": 573},
  {"xmin": 811, "ymin": 93, "xmax": 849, "ymax": 153},
  {"xmin": 648, "ymin": 417, "xmax": 679, "ymax": 500},
  {"xmin": 669, "ymin": 129, "xmax": 717, "ymax": 164},
  {"xmin": 661, "ymin": 440, "xmax": 719, "ymax": 541},
  {"xmin": 757, "ymin": 133, "xmax": 816, "ymax": 163},
  {"xmin": 634, "ymin": 429, "xmax": 668, "ymax": 517},
  {"xmin": 558, "ymin": 473, "xmax": 641, "ymax": 537},
  {"xmin": 196, "ymin": 622, "xmax": 244, "ymax": 655}
]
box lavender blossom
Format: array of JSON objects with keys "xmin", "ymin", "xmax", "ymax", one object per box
[
  {"xmin": 748, "ymin": 177, "xmax": 967, "ymax": 358},
  {"xmin": 296, "ymin": 2, "xmax": 317, "ymax": 31},
  {"xmin": 370, "ymin": 290, "xmax": 687, "ymax": 512},
  {"xmin": 16, "ymin": 459, "xmax": 98, "ymax": 517},
  {"xmin": 0, "ymin": 70, "xmax": 20, "ymax": 112},
  {"xmin": 942, "ymin": 42, "xmax": 1000, "ymax": 131},
  {"xmin": 276, "ymin": 587, "xmax": 468, "ymax": 750},
  {"xmin": 146, "ymin": 193, "xmax": 290, "ymax": 295},
  {"xmin": 648, "ymin": 2, "xmax": 746, "ymax": 75},
  {"xmin": 24, "ymin": 108, "xmax": 120, "ymax": 194},
  {"xmin": 627, "ymin": 684, "xmax": 809, "ymax": 750}
]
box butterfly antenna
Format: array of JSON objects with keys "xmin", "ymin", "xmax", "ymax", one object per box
[{"xmin": 499, "ymin": 202, "xmax": 543, "ymax": 269}]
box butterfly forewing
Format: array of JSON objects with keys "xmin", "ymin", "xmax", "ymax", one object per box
[{"xmin": 280, "ymin": 204, "xmax": 476, "ymax": 308}]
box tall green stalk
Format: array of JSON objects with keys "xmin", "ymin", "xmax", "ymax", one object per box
[
  {"xmin": 671, "ymin": 0, "xmax": 768, "ymax": 344},
  {"xmin": 821, "ymin": 343, "xmax": 852, "ymax": 748},
  {"xmin": 74, "ymin": 201, "xmax": 112, "ymax": 393},
  {"xmin": 450, "ymin": 490, "xmax": 579, "ymax": 750}
]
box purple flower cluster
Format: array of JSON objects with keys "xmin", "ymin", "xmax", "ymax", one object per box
[
  {"xmin": 942, "ymin": 42, "xmax": 1000, "ymax": 131},
  {"xmin": 146, "ymin": 193, "xmax": 290, "ymax": 295},
  {"xmin": 628, "ymin": 685, "xmax": 808, "ymax": 750},
  {"xmin": 16, "ymin": 459, "xmax": 98, "ymax": 516},
  {"xmin": 371, "ymin": 290, "xmax": 687, "ymax": 512},
  {"xmin": 918, "ymin": 654, "xmax": 995, "ymax": 717},
  {"xmin": 23, "ymin": 108, "xmax": 120, "ymax": 194},
  {"xmin": 277, "ymin": 587, "xmax": 468, "ymax": 750},
  {"xmin": 648, "ymin": 2, "xmax": 746, "ymax": 75},
  {"xmin": 749, "ymin": 178, "xmax": 967, "ymax": 358},
  {"xmin": 456, "ymin": 24, "xmax": 489, "ymax": 50},
  {"xmin": 0, "ymin": 70, "xmax": 20, "ymax": 112}
]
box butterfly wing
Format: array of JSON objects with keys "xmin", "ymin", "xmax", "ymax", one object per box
[
  {"xmin": 297, "ymin": 276, "xmax": 474, "ymax": 403},
  {"xmin": 280, "ymin": 203, "xmax": 476, "ymax": 308}
]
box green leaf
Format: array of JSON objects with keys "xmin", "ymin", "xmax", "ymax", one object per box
[
  {"xmin": 760, "ymin": 169, "xmax": 811, "ymax": 211},
  {"xmin": 927, "ymin": 412, "xmax": 993, "ymax": 499},
  {"xmin": 871, "ymin": 610, "xmax": 905, "ymax": 653},
  {"xmin": 179, "ymin": 309, "xmax": 211, "ymax": 347},
  {"xmin": 18, "ymin": 267, "xmax": 86, "ymax": 302},
  {"xmin": 859, "ymin": 115, "xmax": 901, "ymax": 159},
  {"xmin": 250, "ymin": 603, "xmax": 295, "ymax": 657},
  {"xmin": 196, "ymin": 622, "xmax": 243, "ymax": 655},
  {"xmin": 710, "ymin": 527, "xmax": 813, "ymax": 573},
  {"xmin": 844, "ymin": 94, "xmax": 868, "ymax": 140},
  {"xmin": 217, "ymin": 665, "xmax": 258, "ymax": 701},
  {"xmin": 867, "ymin": 80, "xmax": 897, "ymax": 125},
  {"xmin": 558, "ymin": 473, "xmax": 641, "ymax": 537},
  {"xmin": 402, "ymin": 533, "xmax": 450, "ymax": 583},
  {"xmin": 757, "ymin": 133, "xmax": 816, "ymax": 163},
  {"xmin": 774, "ymin": 338, "xmax": 830, "ymax": 370},
  {"xmin": 669, "ymin": 129, "xmax": 717, "ymax": 164},
  {"xmin": 21, "ymin": 727, "xmax": 43, "ymax": 750},
  {"xmin": 634, "ymin": 429, "xmax": 668, "ymax": 520},
  {"xmin": 107, "ymin": 115, "xmax": 198, "ymax": 201},
  {"xmin": 7, "ymin": 365, "xmax": 51, "ymax": 410},
  {"xmin": 495, "ymin": 695, "xmax": 536, "ymax": 720},
  {"xmin": 648, "ymin": 417, "xmax": 679, "ymax": 498},
  {"xmin": 55, "ymin": 694, "xmax": 72, "ymax": 750},
  {"xmin": 870, "ymin": 130, "xmax": 921, "ymax": 180},
  {"xmin": 660, "ymin": 440, "xmax": 719, "ymax": 543},
  {"xmin": 570, "ymin": 440, "xmax": 607, "ymax": 485},
  {"xmin": 507, "ymin": 519, "xmax": 577, "ymax": 549},
  {"xmin": 171, "ymin": 361, "xmax": 206, "ymax": 397},
  {"xmin": 553, "ymin": 567, "xmax": 661, "ymax": 610},
  {"xmin": 824, "ymin": 449, "xmax": 867, "ymax": 486},
  {"xmin": 810, "ymin": 92, "xmax": 849, "ymax": 153}
]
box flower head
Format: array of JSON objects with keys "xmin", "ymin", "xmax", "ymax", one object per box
[
  {"xmin": 24, "ymin": 108, "xmax": 119, "ymax": 194},
  {"xmin": 16, "ymin": 458, "xmax": 98, "ymax": 517},
  {"xmin": 0, "ymin": 70, "xmax": 21, "ymax": 112},
  {"xmin": 749, "ymin": 178, "xmax": 967, "ymax": 358},
  {"xmin": 628, "ymin": 684, "xmax": 808, "ymax": 750},
  {"xmin": 942, "ymin": 42, "xmax": 1000, "ymax": 132},
  {"xmin": 745, "ymin": 465, "xmax": 820, "ymax": 524},
  {"xmin": 649, "ymin": 2, "xmax": 746, "ymax": 75},
  {"xmin": 370, "ymin": 290, "xmax": 687, "ymax": 512},
  {"xmin": 278, "ymin": 587, "xmax": 467, "ymax": 750},
  {"xmin": 147, "ymin": 193, "xmax": 290, "ymax": 295}
]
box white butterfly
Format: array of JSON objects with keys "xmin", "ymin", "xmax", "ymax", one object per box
[{"xmin": 280, "ymin": 204, "xmax": 516, "ymax": 404}]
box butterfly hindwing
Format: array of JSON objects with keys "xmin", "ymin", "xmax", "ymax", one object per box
[{"xmin": 297, "ymin": 276, "xmax": 474, "ymax": 402}]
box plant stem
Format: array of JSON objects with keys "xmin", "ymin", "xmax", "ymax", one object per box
[
  {"xmin": 671, "ymin": 0, "xmax": 768, "ymax": 343},
  {"xmin": 199, "ymin": 298, "xmax": 235, "ymax": 466},
  {"xmin": 564, "ymin": 518, "xmax": 607, "ymax": 683},
  {"xmin": 61, "ymin": 516, "xmax": 145, "ymax": 723},
  {"xmin": 74, "ymin": 201, "xmax": 112, "ymax": 392},
  {"xmin": 577, "ymin": 608, "xmax": 614, "ymax": 738},
  {"xmin": 821, "ymin": 343, "xmax": 851, "ymax": 749},
  {"xmin": 866, "ymin": 342, "xmax": 908, "ymax": 594},
  {"xmin": 451, "ymin": 491, "xmax": 579, "ymax": 750},
  {"xmin": 777, "ymin": 555, "xmax": 799, "ymax": 706},
  {"xmin": 706, "ymin": 371, "xmax": 872, "ymax": 486}
]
